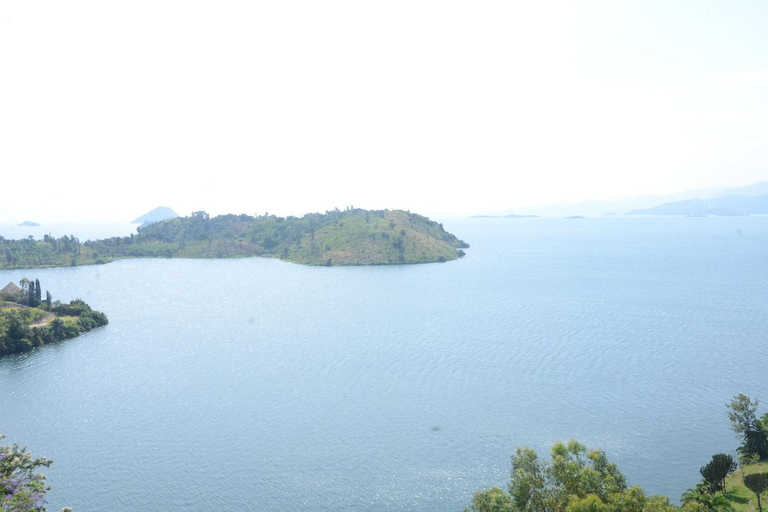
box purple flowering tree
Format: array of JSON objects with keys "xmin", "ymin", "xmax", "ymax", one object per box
[{"xmin": 0, "ymin": 434, "xmax": 71, "ymax": 512}]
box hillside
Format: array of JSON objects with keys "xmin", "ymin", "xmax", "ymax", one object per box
[
  {"xmin": 724, "ymin": 461, "xmax": 768, "ymax": 511},
  {"xmin": 0, "ymin": 209, "xmax": 469, "ymax": 269}
]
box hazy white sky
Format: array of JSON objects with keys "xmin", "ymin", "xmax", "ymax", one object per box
[{"xmin": 1, "ymin": 0, "xmax": 767, "ymax": 221}]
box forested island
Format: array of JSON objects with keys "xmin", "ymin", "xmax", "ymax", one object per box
[
  {"xmin": 0, "ymin": 278, "xmax": 108, "ymax": 356},
  {"xmin": 0, "ymin": 208, "xmax": 468, "ymax": 269}
]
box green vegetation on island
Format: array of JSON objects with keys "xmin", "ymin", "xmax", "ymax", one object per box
[
  {"xmin": 0, "ymin": 208, "xmax": 469, "ymax": 269},
  {"xmin": 0, "ymin": 278, "xmax": 108, "ymax": 357},
  {"xmin": 465, "ymin": 394, "xmax": 768, "ymax": 512}
]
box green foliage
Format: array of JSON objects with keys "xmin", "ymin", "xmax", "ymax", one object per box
[
  {"xmin": 681, "ymin": 481, "xmax": 736, "ymax": 512},
  {"xmin": 472, "ymin": 440, "xmax": 681, "ymax": 512},
  {"xmin": 727, "ymin": 395, "xmax": 768, "ymax": 460},
  {"xmin": 0, "ymin": 433, "xmax": 71, "ymax": 511},
  {"xmin": 1, "ymin": 295, "xmax": 108, "ymax": 357},
  {"xmin": 727, "ymin": 395, "xmax": 759, "ymax": 438},
  {"xmin": 700, "ymin": 454, "xmax": 738, "ymax": 495},
  {"xmin": 464, "ymin": 487, "xmax": 516, "ymax": 512},
  {"xmin": 743, "ymin": 473, "xmax": 768, "ymax": 512}
]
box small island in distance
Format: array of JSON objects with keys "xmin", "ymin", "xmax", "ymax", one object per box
[
  {"xmin": 470, "ymin": 214, "xmax": 540, "ymax": 219},
  {"xmin": 132, "ymin": 206, "xmax": 179, "ymax": 227},
  {"xmin": 0, "ymin": 208, "xmax": 469, "ymax": 269}
]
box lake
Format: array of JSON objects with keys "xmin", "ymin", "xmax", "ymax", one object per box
[{"xmin": 1, "ymin": 216, "xmax": 767, "ymax": 511}]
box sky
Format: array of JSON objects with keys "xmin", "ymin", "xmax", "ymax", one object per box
[{"xmin": 1, "ymin": 0, "xmax": 767, "ymax": 222}]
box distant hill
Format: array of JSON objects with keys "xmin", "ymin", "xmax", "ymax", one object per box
[
  {"xmin": 480, "ymin": 180, "xmax": 768, "ymax": 216},
  {"xmin": 713, "ymin": 181, "xmax": 768, "ymax": 197},
  {"xmin": 17, "ymin": 221, "xmax": 40, "ymax": 227},
  {"xmin": 0, "ymin": 209, "xmax": 469, "ymax": 268},
  {"xmin": 626, "ymin": 194, "xmax": 768, "ymax": 216},
  {"xmin": 132, "ymin": 207, "xmax": 179, "ymax": 226}
]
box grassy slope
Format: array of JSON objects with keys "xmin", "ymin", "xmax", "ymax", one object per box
[
  {"xmin": 0, "ymin": 302, "xmax": 48, "ymax": 329},
  {"xmin": 725, "ymin": 462, "xmax": 768, "ymax": 511},
  {"xmin": 289, "ymin": 210, "xmax": 461, "ymax": 265}
]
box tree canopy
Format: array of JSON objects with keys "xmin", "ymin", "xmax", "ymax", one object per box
[
  {"xmin": 0, "ymin": 434, "xmax": 71, "ymax": 512},
  {"xmin": 743, "ymin": 473, "xmax": 768, "ymax": 512},
  {"xmin": 466, "ymin": 440, "xmax": 680, "ymax": 512}
]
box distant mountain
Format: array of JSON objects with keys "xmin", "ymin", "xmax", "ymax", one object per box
[
  {"xmin": 713, "ymin": 181, "xmax": 768, "ymax": 197},
  {"xmin": 626, "ymin": 194, "xmax": 768, "ymax": 216},
  {"xmin": 479, "ymin": 181, "xmax": 768, "ymax": 217},
  {"xmin": 17, "ymin": 221, "xmax": 40, "ymax": 227},
  {"xmin": 132, "ymin": 207, "xmax": 179, "ymax": 226}
]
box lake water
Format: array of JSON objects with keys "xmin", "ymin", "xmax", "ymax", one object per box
[{"xmin": 1, "ymin": 216, "xmax": 767, "ymax": 511}]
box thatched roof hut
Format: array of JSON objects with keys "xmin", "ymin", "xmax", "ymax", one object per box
[{"xmin": 1, "ymin": 282, "xmax": 23, "ymax": 296}]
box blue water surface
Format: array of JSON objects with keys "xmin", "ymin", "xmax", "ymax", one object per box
[{"xmin": 1, "ymin": 216, "xmax": 767, "ymax": 511}]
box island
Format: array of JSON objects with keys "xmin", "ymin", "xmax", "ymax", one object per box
[
  {"xmin": 0, "ymin": 278, "xmax": 108, "ymax": 356},
  {"xmin": 470, "ymin": 214, "xmax": 540, "ymax": 219},
  {"xmin": 132, "ymin": 206, "xmax": 179, "ymax": 227},
  {"xmin": 17, "ymin": 221, "xmax": 40, "ymax": 227},
  {"xmin": 0, "ymin": 208, "xmax": 469, "ymax": 269}
]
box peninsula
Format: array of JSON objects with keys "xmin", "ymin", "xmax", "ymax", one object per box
[
  {"xmin": 0, "ymin": 208, "xmax": 469, "ymax": 269},
  {"xmin": 0, "ymin": 278, "xmax": 108, "ymax": 356}
]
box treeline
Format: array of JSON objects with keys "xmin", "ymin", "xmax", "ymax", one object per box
[
  {"xmin": 0, "ymin": 208, "xmax": 469, "ymax": 269},
  {"xmin": 466, "ymin": 394, "xmax": 768, "ymax": 512},
  {"xmin": 1, "ymin": 234, "xmax": 87, "ymax": 269}
]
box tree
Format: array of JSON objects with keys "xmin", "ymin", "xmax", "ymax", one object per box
[
  {"xmin": 48, "ymin": 318, "xmax": 67, "ymax": 341},
  {"xmin": 46, "ymin": 290, "xmax": 52, "ymax": 310},
  {"xmin": 744, "ymin": 473, "xmax": 768, "ymax": 512},
  {"xmin": 700, "ymin": 454, "xmax": 737, "ymax": 495},
  {"xmin": 509, "ymin": 446, "xmax": 550, "ymax": 511},
  {"xmin": 739, "ymin": 422, "xmax": 768, "ymax": 461},
  {"xmin": 28, "ymin": 280, "xmax": 36, "ymax": 307},
  {"xmin": 35, "ymin": 279, "xmax": 42, "ymax": 302},
  {"xmin": 0, "ymin": 434, "xmax": 71, "ymax": 512},
  {"xmin": 464, "ymin": 487, "xmax": 516, "ymax": 512},
  {"xmin": 727, "ymin": 394, "xmax": 768, "ymax": 460},
  {"xmin": 727, "ymin": 394, "xmax": 759, "ymax": 438},
  {"xmin": 680, "ymin": 481, "xmax": 734, "ymax": 511},
  {"xmin": 503, "ymin": 440, "xmax": 669, "ymax": 512}
]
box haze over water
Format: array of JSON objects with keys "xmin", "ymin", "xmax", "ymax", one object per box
[{"xmin": 1, "ymin": 216, "xmax": 767, "ymax": 511}]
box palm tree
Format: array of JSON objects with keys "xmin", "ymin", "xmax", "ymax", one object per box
[
  {"xmin": 681, "ymin": 481, "xmax": 735, "ymax": 511},
  {"xmin": 738, "ymin": 420, "xmax": 768, "ymax": 460}
]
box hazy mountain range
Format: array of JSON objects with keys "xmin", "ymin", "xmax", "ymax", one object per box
[
  {"xmin": 487, "ymin": 181, "xmax": 768, "ymax": 216},
  {"xmin": 626, "ymin": 193, "xmax": 768, "ymax": 216}
]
